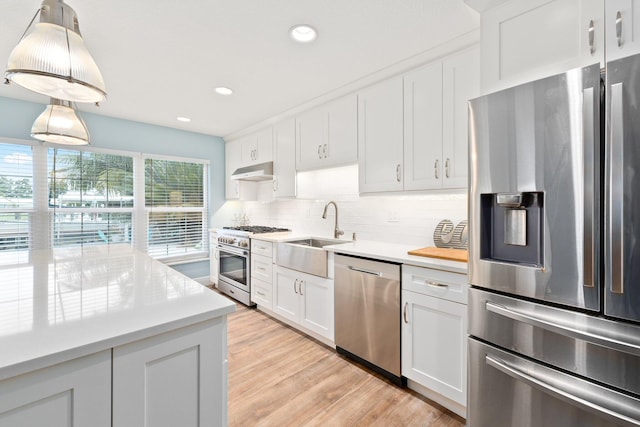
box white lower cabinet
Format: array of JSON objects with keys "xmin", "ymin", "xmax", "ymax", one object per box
[
  {"xmin": 273, "ymin": 265, "xmax": 334, "ymax": 342},
  {"xmin": 401, "ymin": 265, "xmax": 468, "ymax": 418},
  {"xmin": 251, "ymin": 240, "xmax": 274, "ymax": 309},
  {"xmin": 1, "ymin": 319, "xmax": 228, "ymax": 427},
  {"xmin": 0, "ymin": 351, "xmax": 111, "ymax": 427},
  {"xmin": 113, "ymin": 318, "xmax": 227, "ymax": 427}
]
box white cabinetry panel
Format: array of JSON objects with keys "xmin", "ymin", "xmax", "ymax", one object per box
[
  {"xmin": 403, "ymin": 61, "xmax": 443, "ymax": 190},
  {"xmin": 606, "ymin": 0, "xmax": 640, "ymax": 61},
  {"xmin": 481, "ymin": 0, "xmax": 603, "ymax": 93},
  {"xmin": 225, "ymin": 140, "xmax": 241, "ymax": 200},
  {"xmin": 296, "ymin": 94, "xmax": 358, "ymax": 171},
  {"xmin": 273, "ymin": 118, "xmax": 297, "ymax": 198},
  {"xmin": 358, "ymin": 76, "xmax": 405, "ymax": 193},
  {"xmin": 113, "ymin": 318, "xmax": 227, "ymax": 427},
  {"xmin": 442, "ymin": 47, "xmax": 480, "ymax": 188},
  {"xmin": 401, "ymin": 265, "xmax": 468, "ymax": 416},
  {"xmin": 273, "ymin": 265, "xmax": 334, "ymax": 342},
  {"xmin": 0, "ymin": 351, "xmax": 111, "ymax": 427}
]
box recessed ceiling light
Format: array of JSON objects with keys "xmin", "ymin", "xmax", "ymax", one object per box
[
  {"xmin": 289, "ymin": 25, "xmax": 317, "ymax": 43},
  {"xmin": 177, "ymin": 117, "xmax": 191, "ymax": 122},
  {"xmin": 215, "ymin": 86, "xmax": 233, "ymax": 96}
]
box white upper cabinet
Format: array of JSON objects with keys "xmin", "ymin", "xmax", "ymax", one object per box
[
  {"xmin": 360, "ymin": 46, "xmax": 479, "ymax": 193},
  {"xmin": 403, "ymin": 61, "xmax": 444, "ymax": 190},
  {"xmin": 606, "ymin": 0, "xmax": 640, "ymax": 61},
  {"xmin": 358, "ymin": 76, "xmax": 405, "ymax": 193},
  {"xmin": 296, "ymin": 94, "xmax": 358, "ymax": 171},
  {"xmin": 272, "ymin": 118, "xmax": 297, "ymax": 198},
  {"xmin": 225, "ymin": 140, "xmax": 241, "ymax": 200},
  {"xmin": 480, "ymin": 0, "xmax": 604, "ymax": 93},
  {"xmin": 240, "ymin": 128, "xmax": 273, "ymax": 166},
  {"xmin": 442, "ymin": 47, "xmax": 480, "ymax": 188}
]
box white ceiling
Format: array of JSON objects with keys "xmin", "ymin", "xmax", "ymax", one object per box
[{"xmin": 0, "ymin": 1, "xmax": 479, "ymax": 138}]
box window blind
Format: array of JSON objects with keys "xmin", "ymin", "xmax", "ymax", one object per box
[
  {"xmin": 145, "ymin": 158, "xmax": 207, "ymax": 260},
  {"xmin": 0, "ymin": 143, "xmax": 34, "ymax": 251},
  {"xmin": 48, "ymin": 148, "xmax": 134, "ymax": 248}
]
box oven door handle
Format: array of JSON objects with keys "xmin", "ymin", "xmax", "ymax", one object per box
[
  {"xmin": 485, "ymin": 301, "xmax": 640, "ymax": 356},
  {"xmin": 485, "ymin": 355, "xmax": 640, "ymax": 426},
  {"xmin": 217, "ymin": 245, "xmax": 249, "ymax": 257}
]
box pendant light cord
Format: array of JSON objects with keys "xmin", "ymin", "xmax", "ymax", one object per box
[{"xmin": 15, "ymin": 8, "xmax": 41, "ymax": 44}]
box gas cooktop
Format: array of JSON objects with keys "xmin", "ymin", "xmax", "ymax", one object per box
[{"xmin": 222, "ymin": 226, "xmax": 291, "ymax": 234}]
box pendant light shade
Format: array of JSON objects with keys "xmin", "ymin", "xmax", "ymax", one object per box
[
  {"xmin": 31, "ymin": 98, "xmax": 90, "ymax": 145},
  {"xmin": 5, "ymin": 0, "xmax": 106, "ymax": 103}
]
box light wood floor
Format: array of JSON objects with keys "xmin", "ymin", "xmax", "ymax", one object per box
[{"xmin": 227, "ymin": 303, "xmax": 465, "ymax": 427}]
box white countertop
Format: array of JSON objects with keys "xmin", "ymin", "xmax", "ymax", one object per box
[
  {"xmin": 0, "ymin": 245, "xmax": 235, "ymax": 381},
  {"xmin": 251, "ymin": 234, "xmax": 468, "ymax": 275},
  {"xmin": 323, "ymin": 240, "xmax": 468, "ymax": 274}
]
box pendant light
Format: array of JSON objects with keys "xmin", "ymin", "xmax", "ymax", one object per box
[
  {"xmin": 5, "ymin": 0, "xmax": 106, "ymax": 103},
  {"xmin": 31, "ymin": 98, "xmax": 90, "ymax": 145}
]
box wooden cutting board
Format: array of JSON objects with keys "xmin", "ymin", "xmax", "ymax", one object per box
[{"xmin": 408, "ymin": 247, "xmax": 468, "ymax": 262}]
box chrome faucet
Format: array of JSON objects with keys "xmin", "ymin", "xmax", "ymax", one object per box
[{"xmin": 322, "ymin": 201, "xmax": 344, "ymax": 239}]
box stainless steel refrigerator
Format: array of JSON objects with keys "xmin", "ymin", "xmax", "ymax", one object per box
[{"xmin": 468, "ymin": 57, "xmax": 640, "ymax": 426}]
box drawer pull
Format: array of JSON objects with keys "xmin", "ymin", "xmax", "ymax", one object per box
[
  {"xmin": 257, "ymin": 291, "xmax": 266, "ymax": 297},
  {"xmin": 425, "ymin": 280, "xmax": 448, "ymax": 288}
]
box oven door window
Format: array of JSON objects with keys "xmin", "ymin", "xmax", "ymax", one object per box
[{"xmin": 219, "ymin": 250, "xmax": 248, "ymax": 289}]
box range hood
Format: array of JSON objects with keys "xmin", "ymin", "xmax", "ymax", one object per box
[{"xmin": 230, "ymin": 161, "xmax": 274, "ymax": 181}]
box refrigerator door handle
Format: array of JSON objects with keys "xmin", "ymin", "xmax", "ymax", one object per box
[
  {"xmin": 485, "ymin": 301, "xmax": 640, "ymax": 356},
  {"xmin": 610, "ymin": 82, "xmax": 625, "ymax": 294},
  {"xmin": 485, "ymin": 355, "xmax": 640, "ymax": 427},
  {"xmin": 583, "ymin": 86, "xmax": 596, "ymax": 289}
]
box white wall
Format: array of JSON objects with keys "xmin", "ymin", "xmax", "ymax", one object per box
[{"xmin": 212, "ymin": 165, "xmax": 467, "ymax": 248}]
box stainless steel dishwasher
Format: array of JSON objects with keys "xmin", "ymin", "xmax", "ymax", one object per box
[{"xmin": 334, "ymin": 254, "xmax": 405, "ymax": 386}]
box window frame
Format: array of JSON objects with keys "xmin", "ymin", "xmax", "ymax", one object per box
[{"xmin": 0, "ymin": 138, "xmax": 210, "ymax": 263}]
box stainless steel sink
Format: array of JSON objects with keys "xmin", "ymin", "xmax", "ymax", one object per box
[
  {"xmin": 276, "ymin": 237, "xmax": 349, "ymax": 277},
  {"xmin": 284, "ymin": 238, "xmax": 346, "ymax": 248}
]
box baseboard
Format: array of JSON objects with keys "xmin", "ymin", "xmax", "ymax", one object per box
[{"xmin": 407, "ymin": 379, "xmax": 466, "ymax": 419}]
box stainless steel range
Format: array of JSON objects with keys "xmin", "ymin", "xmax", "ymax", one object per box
[{"xmin": 215, "ymin": 226, "xmax": 290, "ymax": 306}]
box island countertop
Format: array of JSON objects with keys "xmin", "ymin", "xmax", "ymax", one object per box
[{"xmin": 0, "ymin": 244, "xmax": 235, "ymax": 381}]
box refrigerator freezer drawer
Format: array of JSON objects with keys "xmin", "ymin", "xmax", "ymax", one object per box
[
  {"xmin": 468, "ymin": 338, "xmax": 640, "ymax": 427},
  {"xmin": 469, "ymin": 288, "xmax": 640, "ymax": 396}
]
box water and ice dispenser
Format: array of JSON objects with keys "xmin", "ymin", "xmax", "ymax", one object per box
[{"xmin": 480, "ymin": 192, "xmax": 544, "ymax": 267}]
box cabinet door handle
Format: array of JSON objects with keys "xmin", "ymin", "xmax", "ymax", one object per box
[
  {"xmin": 403, "ymin": 302, "xmax": 409, "ymax": 323},
  {"xmin": 588, "ymin": 19, "xmax": 595, "ymax": 55},
  {"xmin": 273, "ymin": 179, "xmax": 278, "ymax": 192},
  {"xmin": 396, "ymin": 164, "xmax": 401, "ymax": 182},
  {"xmin": 434, "ymin": 160, "xmax": 440, "ymax": 179},
  {"xmin": 323, "ymin": 144, "xmax": 328, "ymax": 158},
  {"xmin": 294, "ymin": 279, "xmax": 299, "ymax": 294},
  {"xmin": 318, "ymin": 145, "xmax": 323, "ymax": 159},
  {"xmin": 616, "ymin": 11, "xmax": 623, "ymax": 47},
  {"xmin": 426, "ymin": 280, "xmax": 448, "ymax": 288},
  {"xmin": 445, "ymin": 158, "xmax": 451, "ymax": 178},
  {"xmin": 299, "ymin": 280, "xmax": 304, "ymax": 296}
]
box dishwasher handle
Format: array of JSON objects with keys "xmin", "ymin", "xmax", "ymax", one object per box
[{"xmin": 347, "ymin": 265, "xmax": 382, "ymax": 277}]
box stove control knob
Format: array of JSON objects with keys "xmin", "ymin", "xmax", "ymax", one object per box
[{"xmin": 239, "ymin": 240, "xmax": 249, "ymax": 248}]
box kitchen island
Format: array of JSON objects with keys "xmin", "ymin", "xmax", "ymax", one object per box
[{"xmin": 0, "ymin": 244, "xmax": 235, "ymax": 427}]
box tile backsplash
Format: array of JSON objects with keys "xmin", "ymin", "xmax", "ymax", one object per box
[{"xmin": 212, "ymin": 165, "xmax": 467, "ymax": 247}]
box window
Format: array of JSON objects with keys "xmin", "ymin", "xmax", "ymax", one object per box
[
  {"xmin": 0, "ymin": 143, "xmax": 34, "ymax": 251},
  {"xmin": 145, "ymin": 158, "xmax": 208, "ymax": 260},
  {"xmin": 0, "ymin": 139, "xmax": 209, "ymax": 263},
  {"xmin": 48, "ymin": 148, "xmax": 134, "ymax": 247}
]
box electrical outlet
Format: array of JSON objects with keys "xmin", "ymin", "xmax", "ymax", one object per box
[{"xmin": 387, "ymin": 211, "xmax": 400, "ymax": 223}]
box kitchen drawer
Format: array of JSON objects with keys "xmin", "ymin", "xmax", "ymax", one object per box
[
  {"xmin": 402, "ymin": 265, "xmax": 468, "ymax": 304},
  {"xmin": 251, "ymin": 278, "xmax": 272, "ymax": 309},
  {"xmin": 251, "ymin": 240, "xmax": 273, "ymax": 257},
  {"xmin": 251, "ymin": 254, "xmax": 273, "ymax": 283}
]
